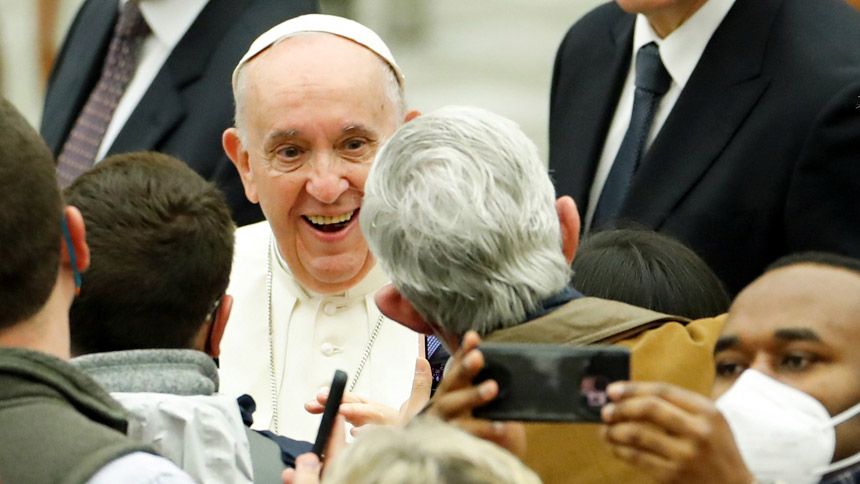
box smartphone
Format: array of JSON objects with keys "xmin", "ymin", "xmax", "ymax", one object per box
[
  {"xmin": 472, "ymin": 343, "xmax": 629, "ymax": 423},
  {"xmin": 312, "ymin": 369, "xmax": 348, "ymax": 456}
]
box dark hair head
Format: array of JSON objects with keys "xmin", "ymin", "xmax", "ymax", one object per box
[
  {"xmin": 0, "ymin": 98, "xmax": 63, "ymax": 330},
  {"xmin": 766, "ymin": 251, "xmax": 860, "ymax": 277},
  {"xmin": 570, "ymin": 229, "xmax": 730, "ymax": 319},
  {"xmin": 65, "ymin": 152, "xmax": 235, "ymax": 354}
]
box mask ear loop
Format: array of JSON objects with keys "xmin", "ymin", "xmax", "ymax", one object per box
[
  {"xmin": 812, "ymin": 400, "xmax": 860, "ymax": 476},
  {"xmin": 61, "ymin": 218, "xmax": 82, "ymax": 296}
]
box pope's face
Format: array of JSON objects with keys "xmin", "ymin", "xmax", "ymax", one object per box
[{"xmin": 226, "ymin": 34, "xmax": 403, "ymax": 294}]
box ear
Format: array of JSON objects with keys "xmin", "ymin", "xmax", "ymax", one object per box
[
  {"xmin": 556, "ymin": 196, "xmax": 580, "ymax": 265},
  {"xmin": 223, "ymin": 127, "xmax": 259, "ymax": 203},
  {"xmin": 204, "ymin": 295, "xmax": 232, "ymax": 358},
  {"xmin": 62, "ymin": 206, "xmax": 90, "ymax": 274},
  {"xmin": 404, "ymin": 110, "xmax": 420, "ymax": 123},
  {"xmin": 375, "ymin": 284, "xmax": 435, "ymax": 335}
]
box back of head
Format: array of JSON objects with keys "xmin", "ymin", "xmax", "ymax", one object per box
[
  {"xmin": 64, "ymin": 152, "xmax": 234, "ymax": 355},
  {"xmin": 322, "ymin": 417, "xmax": 542, "ymax": 484},
  {"xmin": 570, "ymin": 229, "xmax": 729, "ymax": 318},
  {"xmin": 361, "ymin": 105, "xmax": 570, "ymax": 336},
  {"xmin": 0, "ymin": 98, "xmax": 63, "ymax": 331}
]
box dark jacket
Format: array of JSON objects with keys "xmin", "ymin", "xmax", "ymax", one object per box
[{"xmin": 0, "ymin": 347, "xmax": 149, "ymax": 484}]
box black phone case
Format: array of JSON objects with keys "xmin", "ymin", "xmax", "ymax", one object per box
[
  {"xmin": 312, "ymin": 369, "xmax": 348, "ymax": 456},
  {"xmin": 473, "ymin": 343, "xmax": 629, "ymax": 423}
]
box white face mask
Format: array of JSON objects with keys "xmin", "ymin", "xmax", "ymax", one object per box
[{"xmin": 715, "ymin": 370, "xmax": 860, "ymax": 484}]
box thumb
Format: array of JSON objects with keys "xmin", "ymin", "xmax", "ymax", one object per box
[{"xmin": 400, "ymin": 358, "xmax": 433, "ymax": 422}]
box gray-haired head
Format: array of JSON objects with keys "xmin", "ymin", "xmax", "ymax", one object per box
[
  {"xmin": 361, "ymin": 105, "xmax": 571, "ymax": 336},
  {"xmin": 231, "ymin": 14, "xmax": 405, "ymax": 137},
  {"xmin": 322, "ymin": 417, "xmax": 542, "ymax": 484}
]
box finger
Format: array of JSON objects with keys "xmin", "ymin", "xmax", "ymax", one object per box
[
  {"xmin": 454, "ymin": 419, "xmax": 527, "ymax": 458},
  {"xmin": 400, "ymin": 358, "xmax": 433, "ymax": 421},
  {"xmin": 324, "ymin": 415, "xmax": 347, "ymax": 463},
  {"xmin": 602, "ymin": 421, "xmax": 693, "ymax": 461},
  {"xmin": 608, "ymin": 382, "xmax": 716, "ymax": 416},
  {"xmin": 304, "ymin": 400, "xmax": 325, "ymax": 414},
  {"xmin": 602, "ymin": 395, "xmax": 704, "ymax": 437},
  {"xmin": 283, "ymin": 453, "xmax": 321, "ymax": 484},
  {"xmin": 306, "ymin": 388, "xmax": 366, "ymax": 414},
  {"xmin": 426, "ymin": 379, "xmax": 498, "ymax": 420},
  {"xmin": 339, "ymin": 402, "xmax": 398, "ymax": 427},
  {"xmin": 434, "ymin": 348, "xmax": 484, "ymax": 396},
  {"xmin": 604, "ymin": 443, "xmax": 675, "ymax": 484}
]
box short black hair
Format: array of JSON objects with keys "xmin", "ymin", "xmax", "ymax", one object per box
[
  {"xmin": 65, "ymin": 152, "xmax": 235, "ymax": 354},
  {"xmin": 766, "ymin": 251, "xmax": 860, "ymax": 277},
  {"xmin": 570, "ymin": 229, "xmax": 730, "ymax": 319},
  {"xmin": 0, "ymin": 98, "xmax": 63, "ymax": 330}
]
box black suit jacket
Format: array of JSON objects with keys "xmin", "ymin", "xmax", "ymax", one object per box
[
  {"xmin": 549, "ymin": 0, "xmax": 860, "ymax": 294},
  {"xmin": 42, "ymin": 0, "xmax": 318, "ymax": 226}
]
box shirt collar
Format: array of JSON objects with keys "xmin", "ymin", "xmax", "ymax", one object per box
[
  {"xmin": 524, "ymin": 285, "xmax": 583, "ymax": 322},
  {"xmin": 120, "ymin": 0, "xmax": 209, "ymax": 49},
  {"xmin": 632, "ymin": 0, "xmax": 736, "ymax": 90}
]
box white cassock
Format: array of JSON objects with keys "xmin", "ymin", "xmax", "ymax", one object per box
[{"xmin": 219, "ymin": 221, "xmax": 421, "ymax": 441}]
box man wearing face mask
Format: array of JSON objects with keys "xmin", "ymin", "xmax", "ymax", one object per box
[{"xmin": 601, "ymin": 252, "xmax": 860, "ymax": 484}]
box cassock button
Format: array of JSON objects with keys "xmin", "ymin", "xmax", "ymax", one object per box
[
  {"xmin": 321, "ymin": 342, "xmax": 335, "ymax": 356},
  {"xmin": 323, "ymin": 303, "xmax": 338, "ymax": 316}
]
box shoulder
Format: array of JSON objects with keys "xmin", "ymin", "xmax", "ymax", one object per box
[
  {"xmin": 557, "ymin": 2, "xmax": 629, "ymax": 54},
  {"xmin": 86, "ymin": 452, "xmax": 197, "ymax": 484},
  {"xmin": 233, "ymin": 221, "xmax": 272, "ymax": 261}
]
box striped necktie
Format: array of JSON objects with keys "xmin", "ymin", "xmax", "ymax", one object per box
[{"xmin": 56, "ymin": 1, "xmax": 149, "ymax": 187}]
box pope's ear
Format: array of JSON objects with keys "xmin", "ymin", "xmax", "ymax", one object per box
[
  {"xmin": 223, "ymin": 128, "xmax": 258, "ymax": 203},
  {"xmin": 375, "ymin": 284, "xmax": 434, "ymax": 335}
]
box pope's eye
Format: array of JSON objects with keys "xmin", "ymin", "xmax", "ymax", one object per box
[
  {"xmin": 279, "ymin": 146, "xmax": 301, "ymax": 159},
  {"xmin": 345, "ymin": 139, "xmax": 366, "ymax": 151}
]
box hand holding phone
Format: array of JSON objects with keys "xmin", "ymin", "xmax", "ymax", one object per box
[
  {"xmin": 312, "ymin": 370, "xmax": 347, "ymax": 457},
  {"xmin": 473, "ymin": 343, "xmax": 630, "ymax": 423}
]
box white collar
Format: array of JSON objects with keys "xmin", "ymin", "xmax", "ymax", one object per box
[
  {"xmin": 632, "ymin": 0, "xmax": 736, "ymax": 90},
  {"xmin": 120, "ymin": 0, "xmax": 209, "ymax": 49},
  {"xmin": 271, "ymin": 229, "xmax": 389, "ymax": 303}
]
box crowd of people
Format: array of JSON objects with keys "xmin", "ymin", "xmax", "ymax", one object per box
[{"xmin": 2, "ymin": 0, "xmax": 860, "ymax": 483}]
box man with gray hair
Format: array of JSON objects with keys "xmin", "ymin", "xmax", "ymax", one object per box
[
  {"xmin": 361, "ymin": 105, "xmax": 724, "ymax": 484},
  {"xmin": 218, "ymin": 14, "xmax": 422, "ymax": 442}
]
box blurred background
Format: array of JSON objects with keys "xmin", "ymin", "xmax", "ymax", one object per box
[{"xmin": 0, "ymin": 0, "xmax": 604, "ymax": 160}]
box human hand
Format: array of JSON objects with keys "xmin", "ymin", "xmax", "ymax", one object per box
[
  {"xmin": 420, "ymin": 331, "xmax": 527, "ymax": 457},
  {"xmin": 601, "ymin": 381, "xmax": 754, "ymax": 484},
  {"xmin": 281, "ymin": 415, "xmax": 346, "ymax": 484},
  {"xmin": 281, "ymin": 453, "xmax": 320, "ymax": 484},
  {"xmin": 306, "ymin": 358, "xmax": 432, "ymax": 435}
]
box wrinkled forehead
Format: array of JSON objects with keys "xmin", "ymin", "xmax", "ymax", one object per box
[{"xmin": 722, "ymin": 264, "xmax": 860, "ymax": 346}]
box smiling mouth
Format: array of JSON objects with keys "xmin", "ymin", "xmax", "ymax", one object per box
[{"xmin": 302, "ymin": 209, "xmax": 358, "ymax": 233}]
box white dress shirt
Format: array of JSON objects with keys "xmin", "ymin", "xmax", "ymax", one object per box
[
  {"xmin": 96, "ymin": 0, "xmax": 209, "ymax": 160},
  {"xmin": 584, "ymin": 0, "xmax": 737, "ymax": 229},
  {"xmin": 219, "ymin": 221, "xmax": 421, "ymax": 441}
]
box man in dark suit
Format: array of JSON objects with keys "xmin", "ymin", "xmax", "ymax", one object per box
[
  {"xmin": 41, "ymin": 0, "xmax": 318, "ymax": 226},
  {"xmin": 549, "ymin": 0, "xmax": 860, "ymax": 295}
]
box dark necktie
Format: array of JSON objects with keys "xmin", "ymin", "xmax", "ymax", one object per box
[
  {"xmin": 591, "ymin": 42, "xmax": 671, "ymax": 229},
  {"xmin": 56, "ymin": 1, "xmax": 149, "ymax": 188}
]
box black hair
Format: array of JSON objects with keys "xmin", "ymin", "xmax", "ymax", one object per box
[{"xmin": 570, "ymin": 228, "xmax": 730, "ymax": 318}]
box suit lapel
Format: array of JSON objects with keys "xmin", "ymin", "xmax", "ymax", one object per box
[
  {"xmin": 560, "ymin": 14, "xmax": 634, "ymax": 215},
  {"xmin": 621, "ymin": 0, "xmax": 781, "ymax": 228},
  {"xmin": 41, "ymin": 0, "xmax": 116, "ymax": 155},
  {"xmin": 108, "ymin": 0, "xmax": 250, "ymax": 155}
]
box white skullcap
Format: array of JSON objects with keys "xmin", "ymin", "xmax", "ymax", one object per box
[{"xmin": 231, "ymin": 13, "xmax": 404, "ymax": 91}]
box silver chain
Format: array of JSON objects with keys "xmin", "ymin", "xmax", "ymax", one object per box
[
  {"xmin": 266, "ymin": 236, "xmax": 279, "ymax": 433},
  {"xmin": 266, "ymin": 235, "xmax": 384, "ymax": 433}
]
